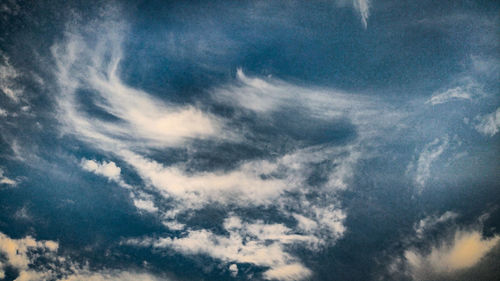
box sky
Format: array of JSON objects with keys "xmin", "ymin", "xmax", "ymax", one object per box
[{"xmin": 0, "ymin": 0, "xmax": 499, "ymax": 280}]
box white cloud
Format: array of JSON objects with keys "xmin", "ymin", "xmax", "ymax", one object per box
[
  {"xmin": 411, "ymin": 137, "xmax": 449, "ymax": 189},
  {"xmin": 81, "ymin": 158, "xmax": 121, "ymax": 182},
  {"xmin": 133, "ymin": 198, "xmax": 158, "ymax": 213},
  {"xmin": 335, "ymin": 0, "xmax": 371, "ymax": 28},
  {"xmin": 0, "ymin": 54, "xmax": 22, "ymax": 102},
  {"xmin": 52, "ymin": 28, "xmax": 226, "ymax": 151},
  {"xmin": 228, "ymin": 263, "xmax": 238, "ymax": 277},
  {"xmin": 0, "ymin": 231, "xmax": 168, "ymax": 281},
  {"xmin": 213, "ymin": 69, "xmax": 402, "ymax": 140},
  {"xmin": 414, "ymin": 211, "xmax": 459, "ymax": 238},
  {"xmin": 119, "ymin": 150, "xmax": 288, "ymax": 209},
  {"xmin": 426, "ymin": 86, "xmax": 473, "ymax": 105},
  {"xmin": 292, "ymin": 213, "xmax": 318, "ymax": 233},
  {"xmin": 0, "ymin": 231, "xmax": 59, "ymax": 281},
  {"xmin": 129, "ymin": 216, "xmax": 317, "ymax": 281},
  {"xmin": 353, "ymin": 0, "xmax": 370, "ymax": 29},
  {"xmin": 404, "ymin": 229, "xmax": 500, "ymax": 280},
  {"xmin": 474, "ymin": 107, "xmax": 500, "ymax": 137},
  {"xmin": 263, "ymin": 263, "xmax": 312, "ymax": 281},
  {"xmin": 52, "ymin": 24, "xmax": 355, "ymax": 274},
  {"xmin": 59, "ymin": 270, "xmax": 166, "ymax": 281},
  {"xmin": 0, "ymin": 168, "xmax": 17, "ymax": 186},
  {"xmin": 51, "ymin": 17, "xmax": 410, "ymax": 279}
]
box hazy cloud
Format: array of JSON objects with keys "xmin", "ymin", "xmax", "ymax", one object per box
[{"xmin": 474, "ymin": 107, "xmax": 500, "ymax": 137}]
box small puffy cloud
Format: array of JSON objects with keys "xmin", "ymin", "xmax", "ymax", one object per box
[
  {"xmin": 474, "ymin": 107, "xmax": 500, "ymax": 137},
  {"xmin": 228, "ymin": 263, "xmax": 238, "ymax": 277},
  {"xmin": 133, "ymin": 198, "xmax": 158, "ymax": 213},
  {"xmin": 404, "ymin": 229, "xmax": 500, "ymax": 280},
  {"xmin": 81, "ymin": 158, "xmax": 121, "ymax": 182}
]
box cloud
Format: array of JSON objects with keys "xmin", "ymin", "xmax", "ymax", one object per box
[
  {"xmin": 213, "ymin": 68, "xmax": 402, "ymax": 137},
  {"xmin": 414, "ymin": 211, "xmax": 459, "ymax": 238},
  {"xmin": 0, "ymin": 231, "xmax": 59, "ymax": 281},
  {"xmin": 335, "ymin": 0, "xmax": 371, "ymax": 28},
  {"xmin": 353, "ymin": 0, "xmax": 370, "ymax": 28},
  {"xmin": 474, "ymin": 107, "xmax": 500, "ymax": 137},
  {"xmin": 0, "ymin": 54, "xmax": 22, "ymax": 102},
  {"xmin": 263, "ymin": 263, "xmax": 312, "ymax": 281},
  {"xmin": 426, "ymin": 86, "xmax": 473, "ymax": 105},
  {"xmin": 0, "ymin": 231, "xmax": 168, "ymax": 281},
  {"xmin": 50, "ymin": 16, "xmax": 409, "ymax": 279},
  {"xmin": 0, "ymin": 168, "xmax": 17, "ymax": 186},
  {"xmin": 404, "ymin": 229, "xmax": 500, "ymax": 280},
  {"xmin": 59, "ymin": 270, "xmax": 166, "ymax": 281},
  {"xmin": 81, "ymin": 158, "xmax": 121, "ymax": 182},
  {"xmin": 118, "ymin": 150, "xmax": 289, "ymax": 209},
  {"xmin": 52, "ymin": 26, "xmax": 226, "ymax": 151},
  {"xmin": 132, "ymin": 198, "xmax": 158, "ymax": 213},
  {"xmin": 53, "ymin": 21, "xmax": 355, "ymax": 273},
  {"xmin": 228, "ymin": 263, "xmax": 238, "ymax": 277},
  {"xmin": 128, "ymin": 216, "xmax": 317, "ymax": 280},
  {"xmin": 410, "ymin": 136, "xmax": 449, "ymax": 189}
]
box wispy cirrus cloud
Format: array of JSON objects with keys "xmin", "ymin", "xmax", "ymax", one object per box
[
  {"xmin": 52, "ymin": 26, "xmax": 226, "ymax": 151},
  {"xmin": 51, "ymin": 18, "xmax": 357, "ymax": 279},
  {"xmin": 408, "ymin": 136, "xmax": 449, "ymax": 189},
  {"xmin": 426, "ymin": 86, "xmax": 473, "ymax": 105},
  {"xmin": 335, "ymin": 0, "xmax": 371, "ymax": 28},
  {"xmin": 50, "ymin": 8, "xmax": 498, "ymax": 279}
]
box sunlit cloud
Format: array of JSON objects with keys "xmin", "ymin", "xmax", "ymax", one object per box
[{"xmin": 404, "ymin": 229, "xmax": 500, "ymax": 280}]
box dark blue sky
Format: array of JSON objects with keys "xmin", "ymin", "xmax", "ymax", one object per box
[{"xmin": 0, "ymin": 1, "xmax": 499, "ymax": 281}]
